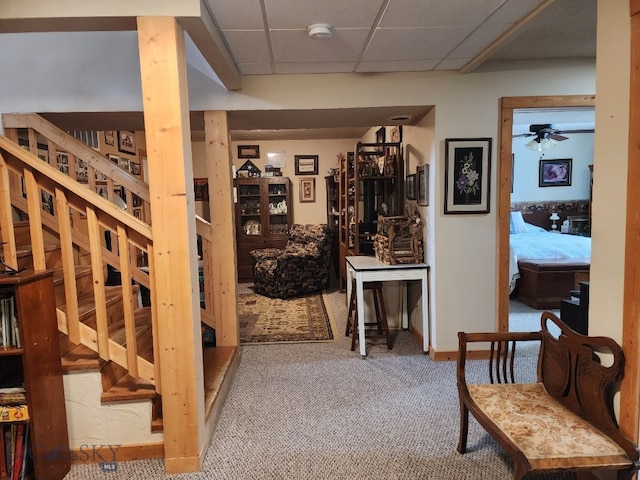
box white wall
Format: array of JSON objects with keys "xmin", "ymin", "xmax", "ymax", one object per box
[{"xmin": 511, "ymin": 134, "xmax": 593, "ymax": 203}]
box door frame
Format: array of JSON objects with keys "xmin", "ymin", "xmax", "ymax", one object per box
[{"xmin": 496, "ymin": 95, "xmax": 595, "ymax": 333}]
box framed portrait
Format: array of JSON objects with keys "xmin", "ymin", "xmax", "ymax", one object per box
[
  {"xmin": 444, "ymin": 138, "xmax": 492, "ymax": 214},
  {"xmin": 104, "ymin": 130, "xmax": 116, "ymax": 147},
  {"xmin": 117, "ymin": 130, "xmax": 136, "ymax": 155},
  {"xmin": 376, "ymin": 127, "xmax": 386, "ymax": 144},
  {"xmin": 417, "ymin": 165, "xmax": 429, "ymax": 206},
  {"xmin": 238, "ymin": 145, "xmax": 260, "ymax": 159},
  {"xmin": 390, "ymin": 126, "xmax": 403, "ymax": 143},
  {"xmin": 294, "ymin": 155, "xmax": 318, "ymax": 175},
  {"xmin": 539, "ymin": 158, "xmax": 572, "ymax": 187},
  {"xmin": 194, "ymin": 178, "xmax": 209, "ymax": 201},
  {"xmin": 406, "ymin": 173, "xmax": 416, "ymax": 200},
  {"xmin": 299, "ymin": 178, "xmax": 316, "ymax": 203}
]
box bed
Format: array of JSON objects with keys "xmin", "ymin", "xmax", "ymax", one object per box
[{"xmin": 509, "ymin": 210, "xmax": 591, "ymax": 309}]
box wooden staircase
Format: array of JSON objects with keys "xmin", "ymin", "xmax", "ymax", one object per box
[{"xmin": 0, "ymin": 113, "xmax": 240, "ymax": 466}]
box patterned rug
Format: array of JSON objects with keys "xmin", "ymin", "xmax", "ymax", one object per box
[{"xmin": 238, "ymin": 292, "xmax": 337, "ymax": 344}]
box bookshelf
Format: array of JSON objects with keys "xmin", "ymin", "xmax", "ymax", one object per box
[{"xmin": 0, "ymin": 270, "xmax": 70, "ymax": 480}]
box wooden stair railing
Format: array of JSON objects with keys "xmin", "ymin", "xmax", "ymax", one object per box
[
  {"xmin": 2, "ymin": 113, "xmax": 217, "ymax": 346},
  {"xmin": 0, "ymin": 134, "xmax": 161, "ymax": 392}
]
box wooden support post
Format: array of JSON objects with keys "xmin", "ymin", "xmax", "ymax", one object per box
[
  {"xmin": 137, "ymin": 16, "xmax": 205, "ymax": 474},
  {"xmin": 204, "ymin": 111, "xmax": 239, "ymax": 346}
]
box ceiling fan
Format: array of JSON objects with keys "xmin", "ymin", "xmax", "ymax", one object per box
[{"xmin": 513, "ymin": 124, "xmax": 595, "ymax": 151}]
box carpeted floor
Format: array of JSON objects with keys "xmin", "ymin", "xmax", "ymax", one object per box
[
  {"xmin": 65, "ymin": 285, "xmax": 572, "ymax": 480},
  {"xmin": 238, "ymin": 291, "xmax": 336, "ymax": 344}
]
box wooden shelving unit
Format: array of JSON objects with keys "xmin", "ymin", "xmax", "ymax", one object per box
[
  {"xmin": 338, "ymin": 142, "xmax": 404, "ymax": 289},
  {"xmin": 0, "ymin": 270, "xmax": 70, "ymax": 480},
  {"xmin": 234, "ymin": 177, "xmax": 292, "ymax": 282}
]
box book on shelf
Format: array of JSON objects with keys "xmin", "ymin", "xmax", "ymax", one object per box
[
  {"xmin": 0, "ymin": 295, "xmax": 19, "ymax": 349},
  {"xmin": 0, "ymin": 422, "xmax": 29, "ymax": 480}
]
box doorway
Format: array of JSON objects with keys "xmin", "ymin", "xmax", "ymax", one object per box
[{"xmin": 496, "ymin": 95, "xmax": 595, "ymax": 333}]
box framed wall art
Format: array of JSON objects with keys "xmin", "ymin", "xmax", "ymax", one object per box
[
  {"xmin": 238, "ymin": 145, "xmax": 260, "ymax": 159},
  {"xmin": 539, "ymin": 158, "xmax": 572, "ymax": 187},
  {"xmin": 406, "ymin": 173, "xmax": 416, "ymax": 200},
  {"xmin": 194, "ymin": 178, "xmax": 209, "ymax": 201},
  {"xmin": 294, "ymin": 155, "xmax": 318, "ymax": 175},
  {"xmin": 299, "ymin": 178, "xmax": 316, "ymax": 203},
  {"xmin": 117, "ymin": 130, "xmax": 136, "ymax": 155},
  {"xmin": 444, "ymin": 138, "xmax": 492, "ymax": 214},
  {"xmin": 417, "ymin": 165, "xmax": 429, "ymax": 206}
]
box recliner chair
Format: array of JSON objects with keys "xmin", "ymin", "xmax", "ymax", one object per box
[{"xmin": 251, "ymin": 224, "xmax": 331, "ymax": 299}]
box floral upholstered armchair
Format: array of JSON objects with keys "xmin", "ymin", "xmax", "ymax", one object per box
[{"xmin": 250, "ymin": 224, "xmax": 331, "ymax": 299}]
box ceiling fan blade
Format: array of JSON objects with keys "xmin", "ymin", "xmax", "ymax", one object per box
[
  {"xmin": 548, "ymin": 133, "xmax": 568, "ymax": 141},
  {"xmin": 512, "ymin": 133, "xmax": 534, "ymax": 139},
  {"xmin": 557, "ymin": 129, "xmax": 595, "ymax": 134}
]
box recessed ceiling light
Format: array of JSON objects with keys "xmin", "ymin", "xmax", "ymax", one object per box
[
  {"xmin": 388, "ymin": 115, "xmax": 414, "ymax": 123},
  {"xmin": 308, "ymin": 24, "xmax": 333, "ymax": 39}
]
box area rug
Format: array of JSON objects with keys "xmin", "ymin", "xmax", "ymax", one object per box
[{"xmin": 238, "ymin": 292, "xmax": 337, "ymax": 345}]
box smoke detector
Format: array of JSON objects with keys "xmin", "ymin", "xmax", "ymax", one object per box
[{"xmin": 308, "ymin": 24, "xmax": 333, "ymax": 39}]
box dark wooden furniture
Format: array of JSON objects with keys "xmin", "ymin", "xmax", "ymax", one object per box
[
  {"xmin": 234, "ymin": 177, "xmax": 292, "ymax": 282},
  {"xmin": 560, "ymin": 280, "xmax": 589, "ymax": 334},
  {"xmin": 457, "ymin": 311, "xmax": 639, "ymax": 480},
  {"xmin": 325, "ymin": 175, "xmax": 339, "ymax": 278},
  {"xmin": 517, "ymin": 259, "xmax": 589, "ymax": 309},
  {"xmin": 338, "ymin": 142, "xmax": 403, "ymax": 289},
  {"xmin": 345, "ymin": 280, "xmax": 392, "ymax": 351},
  {"xmin": 0, "ymin": 270, "xmax": 70, "ymax": 480}
]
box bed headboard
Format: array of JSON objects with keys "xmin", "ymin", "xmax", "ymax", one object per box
[{"xmin": 511, "ymin": 200, "xmax": 589, "ymax": 230}]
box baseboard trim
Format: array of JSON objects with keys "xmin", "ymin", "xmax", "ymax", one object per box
[{"xmin": 70, "ymin": 442, "xmax": 164, "ymax": 464}]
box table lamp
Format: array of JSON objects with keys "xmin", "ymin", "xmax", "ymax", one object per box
[{"xmin": 549, "ymin": 212, "xmax": 560, "ymax": 232}]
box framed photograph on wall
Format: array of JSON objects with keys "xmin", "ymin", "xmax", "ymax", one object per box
[
  {"xmin": 539, "ymin": 158, "xmax": 572, "ymax": 187},
  {"xmin": 238, "ymin": 145, "xmax": 260, "ymax": 159},
  {"xmin": 444, "ymin": 137, "xmax": 492, "ymax": 214},
  {"xmin": 117, "ymin": 131, "xmax": 136, "ymax": 155},
  {"xmin": 299, "ymin": 178, "xmax": 316, "ymax": 203},
  {"xmin": 417, "ymin": 165, "xmax": 429, "ymax": 206},
  {"xmin": 194, "ymin": 178, "xmax": 209, "ymax": 201},
  {"xmin": 406, "ymin": 173, "xmax": 416, "ymax": 200},
  {"xmin": 294, "ymin": 155, "xmax": 318, "ymax": 175}
]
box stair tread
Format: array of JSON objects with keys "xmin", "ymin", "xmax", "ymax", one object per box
[
  {"xmin": 53, "ymin": 265, "xmax": 93, "ymax": 285},
  {"xmin": 61, "ymin": 344, "xmax": 102, "ymax": 371},
  {"xmin": 101, "ymin": 373, "xmax": 156, "ymax": 402}
]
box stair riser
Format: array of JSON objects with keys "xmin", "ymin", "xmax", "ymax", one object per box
[{"xmin": 54, "ymin": 271, "xmax": 95, "ymax": 307}]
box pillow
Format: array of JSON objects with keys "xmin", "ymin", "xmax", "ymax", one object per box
[
  {"xmin": 524, "ymin": 223, "xmax": 546, "ymax": 233},
  {"xmin": 510, "ymin": 211, "xmax": 527, "ymax": 234},
  {"xmin": 509, "ymin": 216, "xmax": 516, "ymax": 234}
]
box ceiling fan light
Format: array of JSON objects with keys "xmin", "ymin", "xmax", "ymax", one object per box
[{"xmin": 525, "ymin": 138, "xmax": 542, "ymax": 151}]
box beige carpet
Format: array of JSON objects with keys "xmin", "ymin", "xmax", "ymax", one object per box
[{"xmin": 238, "ymin": 292, "xmax": 337, "ymax": 344}]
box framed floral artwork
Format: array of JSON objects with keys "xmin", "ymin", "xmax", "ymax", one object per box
[
  {"xmin": 417, "ymin": 166, "xmax": 429, "ymax": 206},
  {"xmin": 444, "ymin": 138, "xmax": 492, "ymax": 214}
]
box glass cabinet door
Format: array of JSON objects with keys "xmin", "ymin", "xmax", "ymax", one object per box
[
  {"xmin": 267, "ymin": 182, "xmax": 288, "ymax": 234},
  {"xmin": 237, "ymin": 183, "xmax": 262, "ymax": 236}
]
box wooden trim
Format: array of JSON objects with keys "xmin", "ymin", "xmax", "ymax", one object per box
[
  {"xmin": 632, "ymin": 0, "xmax": 640, "ymax": 17},
  {"xmin": 70, "ymin": 442, "xmax": 164, "ymax": 464},
  {"xmin": 497, "ymin": 95, "xmax": 595, "ymax": 335},
  {"xmin": 621, "ymin": 5, "xmax": 640, "ymax": 445}
]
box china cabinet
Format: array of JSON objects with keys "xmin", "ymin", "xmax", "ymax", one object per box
[{"xmin": 234, "ymin": 177, "xmax": 292, "ymax": 282}]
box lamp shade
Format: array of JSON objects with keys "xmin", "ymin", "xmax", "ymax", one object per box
[
  {"xmin": 525, "ymin": 137, "xmax": 558, "ymax": 151},
  {"xmin": 549, "ymin": 212, "xmax": 560, "ymax": 221}
]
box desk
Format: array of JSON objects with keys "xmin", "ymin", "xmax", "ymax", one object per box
[{"xmin": 346, "ymin": 256, "xmax": 430, "ymax": 357}]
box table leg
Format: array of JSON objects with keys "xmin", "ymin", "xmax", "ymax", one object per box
[
  {"xmin": 421, "ymin": 271, "xmax": 429, "ymax": 353},
  {"xmin": 356, "ymin": 274, "xmax": 367, "ymax": 357}
]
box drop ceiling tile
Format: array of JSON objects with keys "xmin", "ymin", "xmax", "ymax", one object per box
[
  {"xmin": 434, "ymin": 58, "xmax": 470, "ymax": 70},
  {"xmin": 222, "ymin": 30, "xmax": 271, "ymax": 63},
  {"xmin": 207, "ymin": 0, "xmax": 265, "ymax": 30},
  {"xmin": 357, "ymin": 59, "xmax": 440, "ymax": 73},
  {"xmin": 270, "ymin": 29, "xmax": 369, "ymax": 63},
  {"xmin": 448, "ymin": 22, "xmax": 512, "ymax": 59},
  {"xmin": 364, "ymin": 27, "xmax": 474, "ymax": 62},
  {"xmin": 274, "ymin": 62, "xmax": 356, "ymax": 74},
  {"xmin": 264, "ymin": 0, "xmax": 384, "ymax": 29},
  {"xmin": 381, "ymin": 0, "xmax": 506, "ymax": 28},
  {"xmin": 237, "ymin": 63, "xmax": 274, "ymax": 75},
  {"xmin": 488, "ymin": 0, "xmax": 548, "ymax": 24}
]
